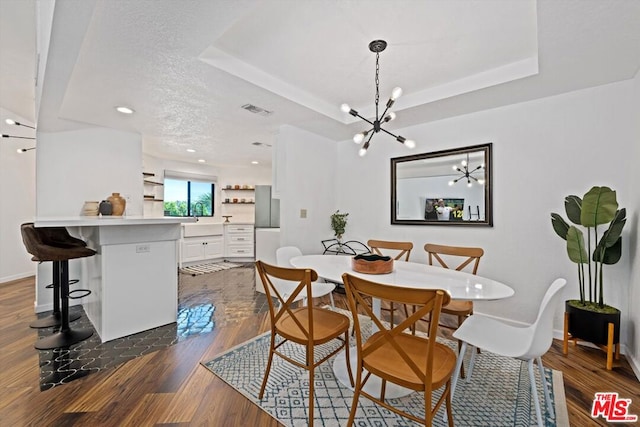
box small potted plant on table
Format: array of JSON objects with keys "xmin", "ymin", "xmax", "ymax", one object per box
[
  {"xmin": 551, "ymin": 186, "xmax": 626, "ymax": 369},
  {"xmin": 330, "ymin": 210, "xmax": 349, "ymax": 242}
]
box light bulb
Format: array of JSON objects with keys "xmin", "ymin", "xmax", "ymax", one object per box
[
  {"xmin": 391, "ymin": 87, "xmax": 403, "ymax": 100},
  {"xmin": 383, "ymin": 112, "xmax": 396, "ymax": 123},
  {"xmin": 5, "ymin": 119, "xmax": 16, "ymax": 125},
  {"xmin": 405, "ymin": 139, "xmax": 415, "ymax": 149},
  {"xmin": 452, "ymin": 165, "xmax": 458, "ymax": 171},
  {"xmin": 353, "ymin": 133, "xmax": 365, "ymax": 144},
  {"xmin": 448, "ymin": 181, "xmax": 454, "ymax": 186},
  {"xmin": 478, "ymin": 179, "xmax": 485, "ymax": 185},
  {"xmin": 467, "ymin": 182, "xmax": 472, "ymax": 188},
  {"xmin": 16, "ymin": 148, "xmax": 24, "ymax": 153},
  {"xmin": 461, "ymin": 160, "xmax": 467, "ymax": 167},
  {"xmin": 340, "ymin": 103, "xmax": 351, "ymax": 113},
  {"xmin": 358, "ymin": 148, "xmax": 368, "ymax": 157}
]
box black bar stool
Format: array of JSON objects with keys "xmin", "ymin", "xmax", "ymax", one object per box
[
  {"xmin": 21, "ymin": 223, "xmax": 96, "ymax": 349},
  {"xmin": 28, "ymin": 227, "xmax": 86, "ymax": 328}
]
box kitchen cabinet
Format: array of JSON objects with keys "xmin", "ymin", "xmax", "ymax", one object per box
[
  {"xmin": 224, "ymin": 224, "xmax": 254, "ymax": 259},
  {"xmin": 181, "ymin": 236, "xmax": 223, "ymax": 263}
]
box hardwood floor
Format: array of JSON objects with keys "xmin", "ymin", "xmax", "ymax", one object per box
[{"xmin": 1, "ymin": 272, "xmax": 638, "ymax": 426}]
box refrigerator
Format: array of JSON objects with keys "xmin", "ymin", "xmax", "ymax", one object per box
[
  {"xmin": 254, "ymin": 185, "xmax": 280, "ymax": 228},
  {"xmin": 254, "ymin": 185, "xmax": 281, "ymax": 293}
]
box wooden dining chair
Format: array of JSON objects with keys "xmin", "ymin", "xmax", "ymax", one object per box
[
  {"xmin": 420, "ymin": 243, "xmax": 484, "ymax": 377},
  {"xmin": 255, "ymin": 260, "xmax": 353, "ymax": 427},
  {"xmin": 342, "ymin": 272, "xmax": 456, "ymax": 427},
  {"xmin": 367, "ymin": 239, "xmax": 413, "ymax": 326}
]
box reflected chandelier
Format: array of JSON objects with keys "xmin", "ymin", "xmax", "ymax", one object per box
[
  {"xmin": 448, "ymin": 153, "xmax": 485, "ymax": 187},
  {"xmin": 340, "ymin": 40, "xmax": 415, "ymax": 157}
]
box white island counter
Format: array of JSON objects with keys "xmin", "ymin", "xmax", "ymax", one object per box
[{"xmin": 34, "ymin": 216, "xmax": 195, "ymax": 342}]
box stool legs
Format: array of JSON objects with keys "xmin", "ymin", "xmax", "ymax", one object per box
[
  {"xmin": 34, "ymin": 260, "xmax": 93, "ymax": 350},
  {"xmin": 30, "ymin": 261, "xmax": 80, "ymax": 328}
]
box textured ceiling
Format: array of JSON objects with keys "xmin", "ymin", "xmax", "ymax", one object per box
[{"xmin": 1, "ymin": 0, "xmax": 640, "ymax": 168}]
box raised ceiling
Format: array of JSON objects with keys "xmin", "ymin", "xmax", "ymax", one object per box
[{"xmin": 1, "ymin": 0, "xmax": 639, "ymax": 167}]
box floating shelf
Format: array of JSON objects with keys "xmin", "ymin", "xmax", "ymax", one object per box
[
  {"xmin": 222, "ymin": 202, "xmax": 255, "ymax": 204},
  {"xmin": 222, "ymin": 188, "xmax": 254, "ymax": 191},
  {"xmin": 143, "ymin": 180, "xmax": 163, "ymax": 186}
]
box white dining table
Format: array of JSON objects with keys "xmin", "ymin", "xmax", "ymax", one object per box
[{"xmin": 289, "ymin": 254, "xmax": 515, "ymax": 397}]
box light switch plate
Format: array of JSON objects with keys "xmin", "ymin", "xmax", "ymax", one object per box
[{"xmin": 300, "ymin": 209, "xmax": 307, "ymax": 219}]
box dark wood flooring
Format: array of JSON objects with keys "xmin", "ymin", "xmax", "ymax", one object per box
[{"xmin": 1, "ymin": 269, "xmax": 638, "ymax": 426}]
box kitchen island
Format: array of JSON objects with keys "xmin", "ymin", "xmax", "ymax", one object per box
[{"xmin": 34, "ymin": 216, "xmax": 195, "ymax": 342}]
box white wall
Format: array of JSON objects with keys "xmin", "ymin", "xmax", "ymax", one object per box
[
  {"xmin": 36, "ymin": 127, "xmax": 143, "ymax": 217},
  {"xmin": 276, "ymin": 125, "xmax": 338, "ymax": 255},
  {"xmin": 0, "ymin": 108, "xmax": 36, "ymax": 283},
  {"xmin": 627, "ymin": 69, "xmax": 640, "ymax": 377}
]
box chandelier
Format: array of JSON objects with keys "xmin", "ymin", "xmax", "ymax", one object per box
[
  {"xmin": 448, "ymin": 153, "xmax": 485, "ymax": 187},
  {"xmin": 2, "ymin": 118, "xmax": 36, "ymax": 153},
  {"xmin": 340, "ymin": 40, "xmax": 415, "ymax": 157}
]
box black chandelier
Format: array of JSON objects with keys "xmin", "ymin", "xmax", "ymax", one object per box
[
  {"xmin": 448, "ymin": 153, "xmax": 485, "ymax": 187},
  {"xmin": 341, "ymin": 40, "xmax": 414, "ymax": 157}
]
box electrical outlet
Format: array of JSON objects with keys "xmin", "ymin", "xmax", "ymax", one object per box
[
  {"xmin": 136, "ymin": 244, "xmax": 150, "ymax": 253},
  {"xmin": 300, "ymin": 209, "xmax": 307, "ymax": 219}
]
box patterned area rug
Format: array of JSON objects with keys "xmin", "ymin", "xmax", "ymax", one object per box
[
  {"xmin": 202, "ymin": 310, "xmax": 569, "ymax": 426},
  {"xmin": 179, "ymin": 261, "xmax": 242, "ymax": 276}
]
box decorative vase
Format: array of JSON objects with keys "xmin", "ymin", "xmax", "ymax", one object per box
[
  {"xmin": 82, "ymin": 201, "xmax": 99, "ymax": 216},
  {"xmin": 99, "ymin": 200, "xmax": 113, "ymax": 216},
  {"xmin": 107, "ymin": 192, "xmax": 126, "ymax": 216}
]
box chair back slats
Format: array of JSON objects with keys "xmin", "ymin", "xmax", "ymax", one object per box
[
  {"xmin": 256, "ymin": 261, "xmax": 318, "ymax": 339},
  {"xmin": 368, "ymin": 240, "xmax": 413, "ymax": 261},
  {"xmin": 424, "ymin": 243, "xmax": 484, "ymax": 274},
  {"xmin": 342, "ymin": 272, "xmax": 449, "ymax": 383}
]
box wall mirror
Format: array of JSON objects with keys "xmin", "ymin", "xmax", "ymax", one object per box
[{"xmin": 391, "ymin": 143, "xmax": 492, "ymax": 226}]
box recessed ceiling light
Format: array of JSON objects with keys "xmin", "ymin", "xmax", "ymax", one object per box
[
  {"xmin": 198, "ymin": 159, "xmax": 206, "ymax": 163},
  {"xmin": 115, "ymin": 106, "xmax": 134, "ymax": 114},
  {"xmin": 251, "ymin": 161, "xmax": 259, "ymax": 165},
  {"xmin": 186, "ymin": 149, "xmax": 196, "ymax": 153}
]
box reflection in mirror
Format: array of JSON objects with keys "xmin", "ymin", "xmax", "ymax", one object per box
[{"xmin": 391, "ymin": 143, "xmax": 492, "ymax": 226}]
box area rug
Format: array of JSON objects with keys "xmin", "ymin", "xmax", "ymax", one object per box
[
  {"xmin": 179, "ymin": 261, "xmax": 242, "ymax": 276},
  {"xmin": 202, "ymin": 310, "xmax": 569, "ymax": 426}
]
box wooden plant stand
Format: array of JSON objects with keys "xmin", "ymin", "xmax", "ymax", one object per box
[{"xmin": 563, "ymin": 312, "xmax": 620, "ymax": 370}]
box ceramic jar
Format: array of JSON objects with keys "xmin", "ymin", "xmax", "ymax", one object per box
[
  {"xmin": 82, "ymin": 201, "xmax": 99, "ymax": 216},
  {"xmin": 107, "ymin": 192, "xmax": 126, "ymax": 216},
  {"xmin": 99, "ymin": 200, "xmax": 113, "ymax": 216}
]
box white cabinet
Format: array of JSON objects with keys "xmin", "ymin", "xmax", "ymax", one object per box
[
  {"xmin": 224, "ymin": 224, "xmax": 254, "ymax": 259},
  {"xmin": 181, "ymin": 236, "xmax": 223, "ymax": 263}
]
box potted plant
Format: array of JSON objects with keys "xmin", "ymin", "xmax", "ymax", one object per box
[
  {"xmin": 551, "ymin": 186, "xmax": 626, "ymax": 346},
  {"xmin": 330, "ymin": 210, "xmax": 349, "ymax": 242}
]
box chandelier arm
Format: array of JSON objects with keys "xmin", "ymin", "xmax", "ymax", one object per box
[
  {"xmin": 378, "ymin": 127, "xmax": 400, "ymax": 139},
  {"xmin": 2, "ymin": 135, "xmax": 36, "ymax": 140},
  {"xmin": 354, "ymin": 113, "xmax": 375, "ymax": 127},
  {"xmin": 469, "ymin": 175, "xmax": 480, "ymax": 182},
  {"xmin": 379, "ymin": 104, "xmax": 392, "ymax": 122}
]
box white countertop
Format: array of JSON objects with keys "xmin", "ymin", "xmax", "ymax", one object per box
[{"xmin": 34, "ymin": 216, "xmax": 196, "ymax": 227}]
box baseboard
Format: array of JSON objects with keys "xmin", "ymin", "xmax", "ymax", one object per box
[
  {"xmin": 0, "ymin": 272, "xmax": 35, "ymax": 285},
  {"xmin": 625, "ymin": 349, "xmax": 640, "ymax": 381}
]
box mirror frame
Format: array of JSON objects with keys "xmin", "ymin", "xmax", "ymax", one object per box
[{"xmin": 390, "ymin": 142, "xmax": 493, "ymax": 226}]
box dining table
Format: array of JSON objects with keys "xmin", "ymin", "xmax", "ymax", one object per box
[{"xmin": 289, "ymin": 254, "xmax": 515, "ymax": 398}]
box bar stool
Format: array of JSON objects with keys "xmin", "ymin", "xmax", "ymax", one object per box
[
  {"xmin": 29, "ymin": 227, "xmax": 86, "ymax": 328},
  {"xmin": 21, "ymin": 223, "xmax": 96, "ymax": 349}
]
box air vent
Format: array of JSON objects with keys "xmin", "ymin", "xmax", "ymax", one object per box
[{"xmin": 241, "ymin": 104, "xmax": 273, "ymax": 116}]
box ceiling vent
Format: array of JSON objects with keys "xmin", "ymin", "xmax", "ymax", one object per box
[{"xmin": 241, "ymin": 104, "xmax": 273, "ymax": 116}]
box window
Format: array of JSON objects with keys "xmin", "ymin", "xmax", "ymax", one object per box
[{"xmin": 164, "ymin": 177, "xmax": 214, "ymax": 217}]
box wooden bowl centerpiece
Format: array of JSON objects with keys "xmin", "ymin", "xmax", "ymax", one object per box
[{"xmin": 351, "ymin": 254, "xmax": 394, "ymax": 274}]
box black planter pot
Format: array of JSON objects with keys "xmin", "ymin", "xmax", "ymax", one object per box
[{"xmin": 566, "ymin": 301, "xmax": 620, "ymax": 345}]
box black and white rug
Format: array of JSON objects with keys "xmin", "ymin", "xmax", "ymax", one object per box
[
  {"xmin": 202, "ymin": 311, "xmax": 569, "ymax": 426},
  {"xmin": 179, "ymin": 261, "xmax": 242, "ymax": 276}
]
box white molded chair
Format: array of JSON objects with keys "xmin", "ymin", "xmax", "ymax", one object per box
[
  {"xmin": 450, "ymin": 278, "xmax": 566, "ymax": 427},
  {"xmin": 275, "ymin": 246, "xmax": 335, "ymax": 308}
]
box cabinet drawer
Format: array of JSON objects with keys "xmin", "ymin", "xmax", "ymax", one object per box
[
  {"xmin": 227, "ymin": 246, "xmax": 254, "ymax": 256},
  {"xmin": 226, "ymin": 225, "xmax": 254, "ymax": 234},
  {"xmin": 228, "ymin": 234, "xmax": 252, "ymax": 243}
]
